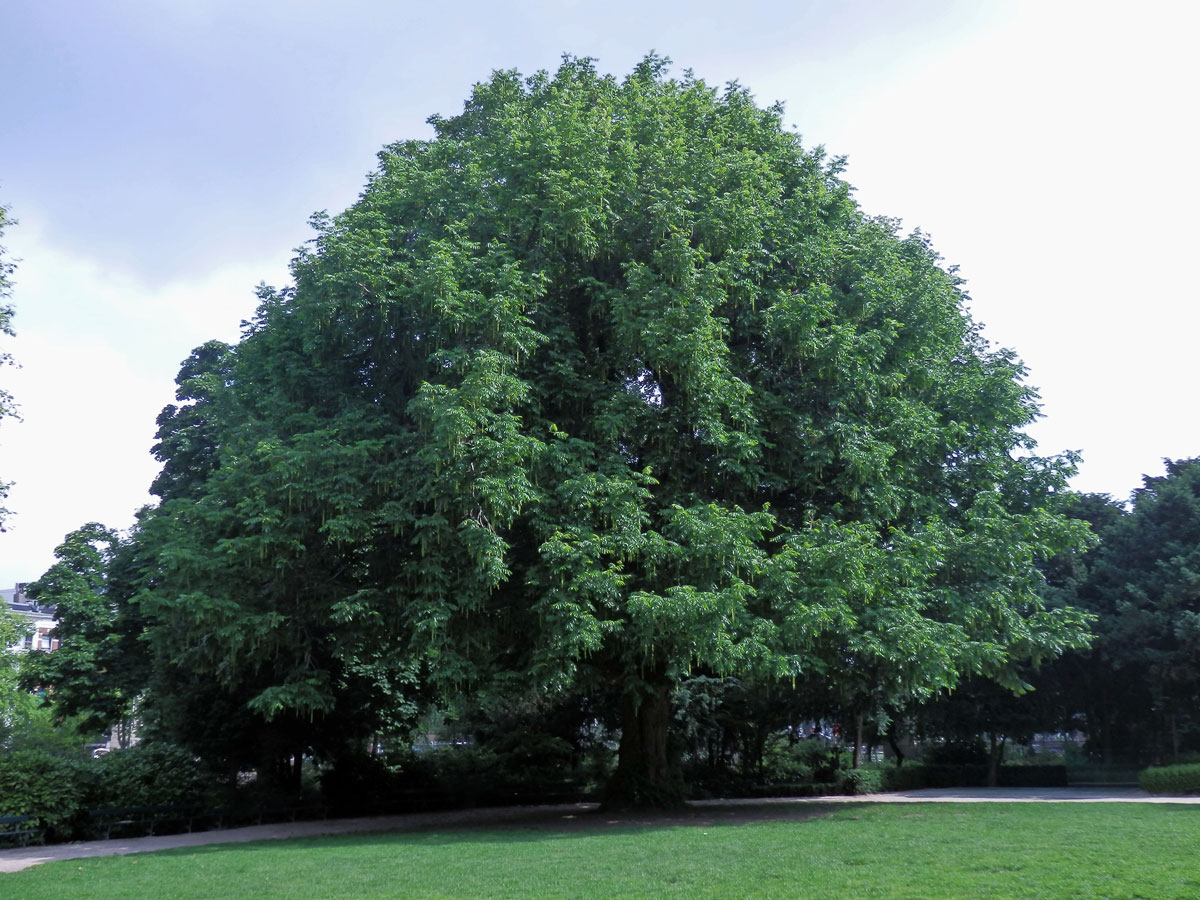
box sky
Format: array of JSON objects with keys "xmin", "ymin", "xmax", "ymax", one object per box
[{"xmin": 1, "ymin": 0, "xmax": 1197, "ymax": 587}]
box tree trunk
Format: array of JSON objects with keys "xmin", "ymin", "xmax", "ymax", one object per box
[
  {"xmin": 852, "ymin": 713, "xmax": 864, "ymax": 769},
  {"xmin": 1102, "ymin": 710, "xmax": 1114, "ymax": 766},
  {"xmin": 886, "ymin": 719, "xmax": 905, "ymax": 768},
  {"xmin": 987, "ymin": 733, "xmax": 1006, "ymax": 787},
  {"xmin": 603, "ymin": 678, "xmax": 683, "ymax": 810}
]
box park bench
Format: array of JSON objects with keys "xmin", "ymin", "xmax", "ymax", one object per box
[
  {"xmin": 0, "ymin": 814, "xmax": 38, "ymax": 847},
  {"xmin": 88, "ymin": 803, "xmax": 329, "ymax": 839},
  {"xmin": 210, "ymin": 803, "xmax": 329, "ymax": 828},
  {"xmin": 87, "ymin": 802, "xmax": 329, "ymax": 840},
  {"xmin": 88, "ymin": 804, "xmax": 204, "ymax": 839}
]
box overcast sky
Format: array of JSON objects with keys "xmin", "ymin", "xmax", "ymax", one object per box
[{"xmin": 2, "ymin": 0, "xmax": 1197, "ymax": 587}]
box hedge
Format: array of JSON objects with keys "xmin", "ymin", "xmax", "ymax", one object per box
[
  {"xmin": 1138, "ymin": 763, "xmax": 1200, "ymax": 795},
  {"xmin": 0, "ymin": 750, "xmax": 92, "ymax": 842}
]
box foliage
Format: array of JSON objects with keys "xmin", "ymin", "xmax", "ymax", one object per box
[
  {"xmin": 89, "ymin": 743, "xmax": 216, "ymax": 809},
  {"xmin": 99, "ymin": 55, "xmax": 1090, "ymax": 806},
  {"xmin": 6, "ymin": 805, "xmax": 1200, "ymax": 899},
  {"xmin": 923, "ymin": 739, "xmax": 989, "ymax": 766},
  {"xmin": 21, "ymin": 523, "xmax": 147, "ymax": 733},
  {"xmin": 0, "ymin": 749, "xmax": 91, "ymax": 842},
  {"xmin": 1, "ymin": 604, "xmax": 33, "ymax": 743},
  {"xmin": 321, "ymin": 735, "xmax": 589, "ymax": 815},
  {"xmin": 838, "ymin": 765, "xmax": 885, "ymax": 794},
  {"xmin": 913, "ymin": 671, "xmax": 1073, "ymax": 758},
  {"xmin": 3, "ymin": 602, "xmax": 99, "ymax": 758},
  {"xmin": 2, "ymin": 703, "xmax": 100, "ymax": 758},
  {"xmin": 1139, "ymin": 762, "xmax": 1200, "ymax": 795},
  {"xmin": 1046, "ymin": 464, "xmax": 1200, "ymax": 764}
]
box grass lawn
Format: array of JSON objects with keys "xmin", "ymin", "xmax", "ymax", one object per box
[{"xmin": 4, "ymin": 803, "xmax": 1199, "ymax": 899}]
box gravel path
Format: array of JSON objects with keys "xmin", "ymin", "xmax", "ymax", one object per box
[{"xmin": 2, "ymin": 787, "xmax": 1193, "ymax": 874}]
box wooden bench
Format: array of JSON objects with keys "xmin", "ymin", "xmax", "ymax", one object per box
[
  {"xmin": 87, "ymin": 803, "xmax": 328, "ymax": 839},
  {"xmin": 87, "ymin": 805, "xmax": 202, "ymax": 839},
  {"xmin": 207, "ymin": 803, "xmax": 329, "ymax": 828},
  {"xmin": 0, "ymin": 814, "xmax": 38, "ymax": 847}
]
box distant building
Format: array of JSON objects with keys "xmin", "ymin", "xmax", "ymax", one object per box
[{"xmin": 1, "ymin": 583, "xmax": 58, "ymax": 653}]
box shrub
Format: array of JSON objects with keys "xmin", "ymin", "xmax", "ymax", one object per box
[
  {"xmin": 839, "ymin": 766, "xmax": 886, "ymax": 795},
  {"xmin": 320, "ymin": 737, "xmax": 593, "ymax": 815},
  {"xmin": 755, "ymin": 738, "xmax": 815, "ymax": 783},
  {"xmin": 880, "ymin": 763, "xmax": 932, "ymax": 792},
  {"xmin": 89, "ymin": 742, "xmax": 215, "ymax": 809},
  {"xmin": 759, "ymin": 738, "xmax": 849, "ymax": 783},
  {"xmin": 1139, "ymin": 763, "xmax": 1200, "ymax": 795},
  {"xmin": 0, "ymin": 749, "xmax": 91, "ymax": 842}
]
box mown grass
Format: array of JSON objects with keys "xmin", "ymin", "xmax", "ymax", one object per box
[{"xmin": 5, "ymin": 803, "xmax": 1199, "ymax": 899}]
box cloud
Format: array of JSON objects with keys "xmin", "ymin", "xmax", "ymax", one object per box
[
  {"xmin": 0, "ymin": 329, "xmax": 164, "ymax": 585},
  {"xmin": 0, "ymin": 227, "xmax": 290, "ymax": 586}
]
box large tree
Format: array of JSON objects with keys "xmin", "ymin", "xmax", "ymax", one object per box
[{"xmin": 139, "ymin": 56, "xmax": 1090, "ymax": 806}]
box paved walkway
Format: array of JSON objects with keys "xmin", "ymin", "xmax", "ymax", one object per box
[{"xmin": 2, "ymin": 787, "xmax": 1194, "ymax": 874}]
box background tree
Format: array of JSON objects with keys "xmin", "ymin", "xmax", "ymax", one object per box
[
  {"xmin": 141, "ymin": 337, "xmax": 423, "ymax": 788},
  {"xmin": 1029, "ymin": 491, "xmax": 1135, "ymax": 764},
  {"xmin": 20, "ymin": 523, "xmax": 146, "ymax": 740},
  {"xmin": 1051, "ymin": 462, "xmax": 1200, "ymax": 764},
  {"xmin": 135, "ymin": 55, "xmax": 1091, "ymax": 806},
  {"xmin": 0, "ymin": 603, "xmax": 35, "ymax": 749}
]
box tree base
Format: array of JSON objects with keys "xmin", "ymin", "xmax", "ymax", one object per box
[{"xmin": 600, "ymin": 770, "xmax": 687, "ymax": 811}]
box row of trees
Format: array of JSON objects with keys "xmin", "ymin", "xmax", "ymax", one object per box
[{"xmin": 12, "ymin": 57, "xmax": 1192, "ymax": 805}]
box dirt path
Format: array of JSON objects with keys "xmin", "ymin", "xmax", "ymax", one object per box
[{"xmin": 2, "ymin": 787, "xmax": 1193, "ymax": 874}]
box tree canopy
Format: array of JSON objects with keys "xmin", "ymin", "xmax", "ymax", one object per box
[
  {"xmin": 83, "ymin": 56, "xmax": 1093, "ymax": 805},
  {"xmin": 21, "ymin": 524, "xmax": 146, "ymax": 735},
  {"xmin": 1046, "ymin": 462, "xmax": 1200, "ymax": 763}
]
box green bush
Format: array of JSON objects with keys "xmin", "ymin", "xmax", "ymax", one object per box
[
  {"xmin": 319, "ymin": 738, "xmax": 589, "ymax": 815},
  {"xmin": 425, "ymin": 737, "xmax": 586, "ymax": 803},
  {"xmin": 0, "ymin": 749, "xmax": 91, "ymax": 842},
  {"xmin": 755, "ymin": 738, "xmax": 814, "ymax": 783},
  {"xmin": 879, "ymin": 764, "xmax": 930, "ymax": 791},
  {"xmin": 89, "ymin": 742, "xmax": 216, "ymax": 809},
  {"xmin": 757, "ymin": 738, "xmax": 849, "ymax": 784},
  {"xmin": 1139, "ymin": 763, "xmax": 1200, "ymax": 795},
  {"xmin": 839, "ymin": 766, "xmax": 886, "ymax": 795}
]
